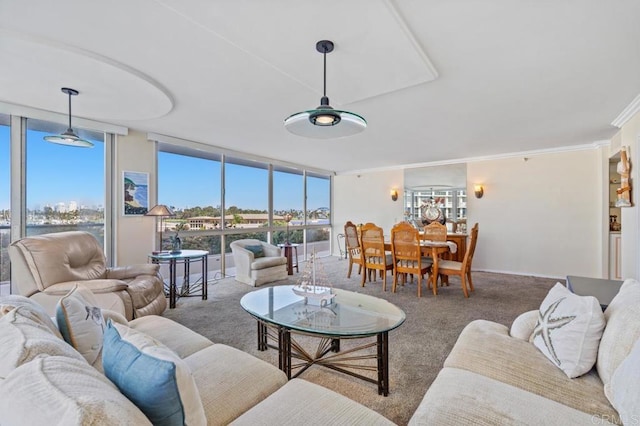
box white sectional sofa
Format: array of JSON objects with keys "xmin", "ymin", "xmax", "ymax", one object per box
[
  {"xmin": 409, "ymin": 278, "xmax": 640, "ymax": 425},
  {"xmin": 0, "ymin": 293, "xmax": 393, "ymax": 425}
]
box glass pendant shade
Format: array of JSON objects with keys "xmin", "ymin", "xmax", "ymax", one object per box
[
  {"xmin": 44, "ymin": 128, "xmax": 94, "ymax": 147},
  {"xmin": 284, "ymin": 109, "xmax": 367, "ymax": 139},
  {"xmin": 44, "ymin": 87, "xmax": 94, "ymax": 148},
  {"xmin": 284, "ymin": 40, "xmax": 366, "ymax": 139}
]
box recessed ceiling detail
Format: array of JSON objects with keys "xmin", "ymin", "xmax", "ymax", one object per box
[
  {"xmin": 0, "ymin": 29, "xmax": 173, "ymax": 121},
  {"xmin": 156, "ymin": 0, "xmax": 439, "ymax": 105}
]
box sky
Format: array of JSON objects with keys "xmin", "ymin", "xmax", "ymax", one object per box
[{"xmin": 1, "ymin": 126, "xmax": 329, "ymax": 212}]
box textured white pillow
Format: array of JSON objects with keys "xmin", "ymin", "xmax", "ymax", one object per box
[
  {"xmin": 0, "ymin": 356, "xmax": 151, "ymax": 425},
  {"xmin": 0, "ymin": 295, "xmax": 62, "ymax": 338},
  {"xmin": 605, "ymin": 337, "xmax": 640, "ymax": 425},
  {"xmin": 56, "ymin": 285, "xmax": 105, "ymax": 365},
  {"xmin": 531, "ymin": 282, "xmax": 605, "ymax": 378},
  {"xmin": 0, "ymin": 306, "xmax": 85, "ymax": 379},
  {"xmin": 103, "ymin": 321, "xmax": 206, "ymax": 426}
]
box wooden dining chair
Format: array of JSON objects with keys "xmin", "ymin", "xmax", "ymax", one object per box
[
  {"xmin": 422, "ymin": 221, "xmax": 449, "ymax": 286},
  {"xmin": 359, "ymin": 222, "xmax": 393, "ymax": 291},
  {"xmin": 423, "ymin": 222, "xmax": 447, "ymax": 242},
  {"xmin": 436, "ymin": 223, "xmax": 479, "ymax": 297},
  {"xmin": 390, "ymin": 222, "xmax": 433, "ymax": 297},
  {"xmin": 344, "ymin": 221, "xmax": 363, "ymax": 278}
]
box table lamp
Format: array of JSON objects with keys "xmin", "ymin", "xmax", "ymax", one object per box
[{"xmin": 145, "ymin": 204, "xmax": 175, "ymax": 252}]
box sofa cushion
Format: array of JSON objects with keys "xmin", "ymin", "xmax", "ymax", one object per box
[
  {"xmin": 0, "ymin": 356, "xmax": 151, "ymax": 425},
  {"xmin": 0, "ymin": 305, "xmax": 85, "ymax": 379},
  {"xmin": 0, "ymin": 294, "xmax": 62, "ymax": 338},
  {"xmin": 598, "ymin": 278, "xmax": 640, "ymax": 386},
  {"xmin": 530, "ymin": 282, "xmax": 605, "ymax": 378},
  {"xmin": 231, "ymin": 378, "xmax": 395, "ymax": 426},
  {"xmin": 102, "ymin": 321, "xmax": 206, "ymax": 426},
  {"xmin": 56, "ymin": 285, "xmax": 105, "ymax": 365},
  {"xmin": 130, "ymin": 314, "xmax": 214, "ymax": 359},
  {"xmin": 244, "ymin": 244, "xmax": 265, "ymax": 258},
  {"xmin": 251, "ymin": 256, "xmax": 287, "ymax": 270},
  {"xmin": 409, "ymin": 367, "xmax": 618, "ymax": 426},
  {"xmin": 605, "ymin": 336, "xmax": 640, "ymax": 425},
  {"xmin": 444, "ymin": 320, "xmax": 618, "ymax": 419},
  {"xmin": 185, "ymin": 344, "xmax": 287, "ymax": 425}
]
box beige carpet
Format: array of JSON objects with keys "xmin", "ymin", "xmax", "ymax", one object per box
[{"xmin": 163, "ymin": 256, "xmax": 558, "ymax": 425}]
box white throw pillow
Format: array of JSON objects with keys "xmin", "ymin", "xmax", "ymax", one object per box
[
  {"xmin": 56, "ymin": 285, "xmax": 105, "ymax": 365},
  {"xmin": 530, "ymin": 282, "xmax": 605, "ymax": 378},
  {"xmin": 102, "ymin": 321, "xmax": 206, "ymax": 426},
  {"xmin": 0, "ymin": 306, "xmax": 85, "ymax": 379},
  {"xmin": 605, "ymin": 337, "xmax": 640, "ymax": 425},
  {"xmin": 0, "ymin": 356, "xmax": 151, "ymax": 425}
]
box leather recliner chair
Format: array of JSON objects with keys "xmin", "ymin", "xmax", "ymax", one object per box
[{"xmin": 9, "ymin": 231, "xmax": 166, "ymax": 319}]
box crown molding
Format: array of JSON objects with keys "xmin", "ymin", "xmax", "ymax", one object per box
[{"xmin": 612, "ymin": 93, "xmax": 640, "ymax": 128}]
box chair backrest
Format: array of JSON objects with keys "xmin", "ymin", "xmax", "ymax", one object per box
[
  {"xmin": 360, "ymin": 223, "xmax": 386, "ymax": 265},
  {"xmin": 344, "ymin": 221, "xmax": 362, "ymax": 260},
  {"xmin": 391, "ymin": 222, "xmax": 422, "ymax": 269},
  {"xmin": 423, "ymin": 222, "xmax": 447, "ymax": 242},
  {"xmin": 9, "ymin": 231, "xmax": 107, "ymax": 295},
  {"xmin": 462, "ymin": 223, "xmax": 479, "ymax": 271},
  {"xmin": 344, "ymin": 221, "xmax": 360, "ymax": 250}
]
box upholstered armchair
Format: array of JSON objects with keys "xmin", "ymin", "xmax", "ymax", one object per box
[
  {"xmin": 230, "ymin": 239, "xmax": 287, "ymax": 286},
  {"xmin": 9, "ymin": 231, "xmax": 166, "ymax": 319}
]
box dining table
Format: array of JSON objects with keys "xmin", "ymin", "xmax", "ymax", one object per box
[{"xmin": 384, "ymin": 240, "xmax": 457, "ymax": 295}]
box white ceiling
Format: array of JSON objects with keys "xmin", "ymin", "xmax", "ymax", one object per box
[{"xmin": 1, "ymin": 0, "xmax": 639, "ymax": 174}]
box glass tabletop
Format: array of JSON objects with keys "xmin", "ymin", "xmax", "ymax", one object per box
[
  {"xmin": 148, "ymin": 249, "xmax": 209, "ymax": 260},
  {"xmin": 240, "ymin": 285, "xmax": 406, "ymax": 337}
]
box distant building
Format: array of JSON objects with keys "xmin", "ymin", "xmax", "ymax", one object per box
[
  {"xmin": 68, "ymin": 201, "xmax": 78, "ymax": 212},
  {"xmin": 168, "ymin": 214, "xmax": 287, "ymax": 230}
]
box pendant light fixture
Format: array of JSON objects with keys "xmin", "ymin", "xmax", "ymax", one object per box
[
  {"xmin": 44, "ymin": 87, "xmax": 94, "ymax": 148},
  {"xmin": 284, "ymin": 40, "xmax": 366, "ymax": 139}
]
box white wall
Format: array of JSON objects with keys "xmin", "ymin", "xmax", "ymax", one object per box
[
  {"xmin": 114, "ymin": 130, "xmax": 156, "ymax": 265},
  {"xmin": 332, "ymin": 170, "xmax": 404, "ymax": 256},
  {"xmin": 467, "ymin": 149, "xmax": 604, "ymax": 278}
]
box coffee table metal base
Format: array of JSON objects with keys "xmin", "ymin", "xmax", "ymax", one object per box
[{"xmin": 256, "ymin": 321, "xmax": 390, "ymax": 396}]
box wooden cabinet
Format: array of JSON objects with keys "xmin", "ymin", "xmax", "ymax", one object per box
[{"xmin": 446, "ymin": 233, "xmax": 467, "ymax": 262}]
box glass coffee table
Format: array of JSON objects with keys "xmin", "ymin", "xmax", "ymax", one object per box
[{"xmin": 240, "ymin": 285, "xmax": 405, "ymax": 396}]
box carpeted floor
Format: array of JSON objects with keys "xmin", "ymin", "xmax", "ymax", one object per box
[{"xmin": 163, "ymin": 256, "xmax": 559, "ymax": 425}]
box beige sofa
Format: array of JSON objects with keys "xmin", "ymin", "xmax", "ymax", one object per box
[
  {"xmin": 9, "ymin": 231, "xmax": 166, "ymax": 319},
  {"xmin": 0, "ymin": 294, "xmax": 393, "ymax": 425},
  {"xmin": 230, "ymin": 239, "xmax": 287, "ymax": 286},
  {"xmin": 409, "ymin": 278, "xmax": 640, "ymax": 425}
]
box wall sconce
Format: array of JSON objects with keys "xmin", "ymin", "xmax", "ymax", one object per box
[
  {"xmin": 390, "ymin": 189, "xmax": 398, "ymax": 202},
  {"xmin": 474, "ymin": 184, "xmax": 484, "ymax": 199}
]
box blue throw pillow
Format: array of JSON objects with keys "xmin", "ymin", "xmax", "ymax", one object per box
[
  {"xmin": 102, "ymin": 321, "xmax": 206, "ymax": 426},
  {"xmin": 245, "ymin": 244, "xmax": 265, "ymax": 258}
]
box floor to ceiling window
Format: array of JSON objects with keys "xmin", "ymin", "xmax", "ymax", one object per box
[
  {"xmin": 25, "ymin": 119, "xmax": 105, "ymax": 244},
  {"xmin": 223, "ymin": 157, "xmax": 269, "ymax": 250},
  {"xmin": 0, "ymin": 114, "xmax": 10, "ymax": 295},
  {"xmin": 272, "ymin": 166, "xmax": 303, "ymax": 246},
  {"xmin": 306, "ymin": 173, "xmax": 331, "ymax": 257},
  {"xmin": 158, "ymin": 149, "xmax": 222, "ymax": 276},
  {"xmin": 157, "ymin": 142, "xmax": 333, "ymax": 278}
]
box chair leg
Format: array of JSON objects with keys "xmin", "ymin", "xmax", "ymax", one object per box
[
  {"xmin": 461, "ymin": 274, "xmax": 469, "ymax": 298},
  {"xmin": 417, "ymin": 273, "xmax": 422, "ymax": 298},
  {"xmin": 347, "ymin": 258, "xmax": 353, "ymax": 278},
  {"xmin": 392, "ymin": 271, "xmax": 398, "ymax": 293},
  {"xmin": 382, "ymin": 270, "xmax": 387, "ymax": 291},
  {"xmin": 361, "ymin": 267, "xmax": 367, "ymax": 287},
  {"xmin": 467, "ymin": 271, "xmax": 474, "ymax": 292}
]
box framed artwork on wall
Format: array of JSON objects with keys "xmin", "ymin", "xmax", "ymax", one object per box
[{"xmin": 123, "ymin": 171, "xmax": 149, "ymax": 215}]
